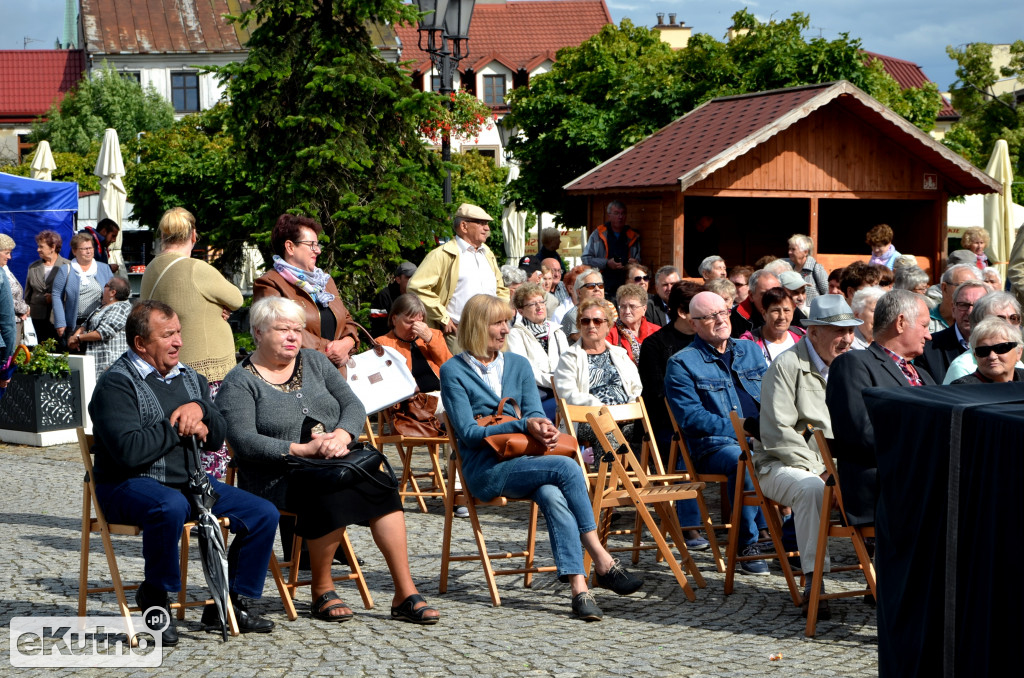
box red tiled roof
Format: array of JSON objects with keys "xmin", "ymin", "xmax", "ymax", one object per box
[
  {"xmin": 564, "ymin": 81, "xmax": 997, "ymax": 196},
  {"xmin": 862, "ymin": 51, "xmax": 958, "ymax": 119},
  {"xmin": 0, "ymin": 50, "xmax": 85, "ymax": 122},
  {"xmin": 394, "ymin": 0, "xmax": 612, "ymax": 73},
  {"xmin": 81, "ymin": 0, "xmax": 254, "ymax": 55},
  {"xmin": 567, "ymin": 83, "xmax": 829, "ymax": 192}
]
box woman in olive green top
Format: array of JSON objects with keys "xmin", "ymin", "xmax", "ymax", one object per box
[{"xmin": 141, "ymin": 206, "xmax": 243, "ymax": 476}]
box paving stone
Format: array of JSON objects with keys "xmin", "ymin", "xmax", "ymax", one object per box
[{"xmin": 0, "ymin": 441, "xmax": 877, "ymax": 676}]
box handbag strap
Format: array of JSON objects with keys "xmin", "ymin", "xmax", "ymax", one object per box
[
  {"xmin": 148, "ymin": 255, "xmax": 187, "ymax": 296},
  {"xmin": 495, "ymin": 397, "xmax": 522, "ymax": 419},
  {"xmin": 349, "ymin": 320, "xmax": 385, "ymax": 357}
]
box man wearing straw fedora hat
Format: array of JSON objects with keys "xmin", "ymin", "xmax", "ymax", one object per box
[
  {"xmin": 757, "ymin": 294, "xmax": 862, "ymax": 619},
  {"xmin": 408, "ymin": 203, "xmax": 509, "ymax": 354}
]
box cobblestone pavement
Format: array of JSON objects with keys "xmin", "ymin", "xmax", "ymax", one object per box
[{"xmin": 1, "ymin": 442, "xmax": 877, "ymax": 676}]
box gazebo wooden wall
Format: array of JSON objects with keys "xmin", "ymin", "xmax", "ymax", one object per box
[{"xmin": 584, "ymin": 100, "xmax": 951, "ymax": 277}]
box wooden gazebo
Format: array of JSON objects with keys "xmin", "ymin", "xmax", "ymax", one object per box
[{"xmin": 564, "ymin": 81, "xmax": 1000, "ymax": 276}]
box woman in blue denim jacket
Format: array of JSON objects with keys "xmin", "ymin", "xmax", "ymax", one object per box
[{"xmin": 664, "ymin": 291, "xmax": 770, "ymax": 574}]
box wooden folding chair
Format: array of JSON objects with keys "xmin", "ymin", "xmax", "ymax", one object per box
[
  {"xmin": 584, "ymin": 408, "xmax": 707, "ymax": 600},
  {"xmin": 804, "ymin": 428, "xmax": 877, "ymax": 637},
  {"xmin": 438, "ymin": 413, "xmax": 557, "ymax": 607},
  {"xmin": 223, "ymin": 445, "xmax": 374, "ymax": 621},
  {"xmin": 77, "ymin": 429, "xmax": 240, "ymax": 638},
  {"xmin": 375, "ymin": 408, "xmax": 448, "ymax": 513},
  {"xmin": 665, "ymin": 400, "xmax": 730, "ymax": 573},
  {"xmin": 553, "ymin": 391, "xmax": 687, "ymax": 564},
  {"xmin": 724, "ymin": 413, "xmax": 802, "ymax": 605}
]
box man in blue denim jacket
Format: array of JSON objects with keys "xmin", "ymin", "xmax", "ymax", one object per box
[{"xmin": 665, "ymin": 291, "xmax": 769, "ymax": 574}]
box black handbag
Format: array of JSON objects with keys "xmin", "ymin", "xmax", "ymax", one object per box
[{"xmin": 284, "ymin": 442, "xmax": 398, "ymax": 492}]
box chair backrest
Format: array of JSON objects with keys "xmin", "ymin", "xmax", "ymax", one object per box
[
  {"xmin": 585, "ymin": 407, "xmax": 651, "ymax": 487},
  {"xmin": 551, "ymin": 385, "xmax": 666, "ymax": 475},
  {"xmin": 664, "ymin": 396, "xmax": 703, "ymax": 480},
  {"xmin": 811, "ymin": 428, "xmax": 853, "ymax": 523}
]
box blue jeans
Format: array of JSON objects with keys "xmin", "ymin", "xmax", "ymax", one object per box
[
  {"xmin": 655, "ymin": 431, "xmax": 702, "ymax": 530},
  {"xmin": 497, "ymin": 455, "xmax": 596, "ymax": 578},
  {"xmin": 95, "ymin": 476, "xmax": 279, "ymax": 598},
  {"xmin": 691, "ymin": 444, "xmax": 765, "ymax": 547}
]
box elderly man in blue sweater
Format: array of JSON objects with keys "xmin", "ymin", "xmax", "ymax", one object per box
[{"xmin": 665, "ymin": 291, "xmax": 769, "ymax": 575}]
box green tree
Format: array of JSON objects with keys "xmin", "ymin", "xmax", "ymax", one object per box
[
  {"xmin": 944, "ymin": 41, "xmax": 1024, "ymax": 204},
  {"xmin": 128, "ymin": 104, "xmax": 244, "ymax": 265},
  {"xmin": 506, "ymin": 11, "xmax": 942, "ymax": 224},
  {"xmin": 31, "ymin": 62, "xmax": 175, "ymax": 155},
  {"xmin": 0, "ymin": 147, "xmax": 104, "ymax": 192},
  {"xmin": 214, "ymin": 0, "xmax": 449, "ymax": 302}
]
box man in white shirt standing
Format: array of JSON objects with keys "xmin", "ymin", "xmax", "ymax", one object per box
[{"xmin": 408, "ymin": 203, "xmax": 509, "ymax": 353}]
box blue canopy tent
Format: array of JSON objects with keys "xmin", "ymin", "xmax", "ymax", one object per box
[{"xmin": 0, "ymin": 172, "xmax": 76, "ymax": 285}]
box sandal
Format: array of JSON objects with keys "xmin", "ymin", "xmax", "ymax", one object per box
[
  {"xmin": 390, "ymin": 594, "xmax": 440, "ymax": 625},
  {"xmin": 311, "ymin": 590, "xmax": 354, "ymax": 622}
]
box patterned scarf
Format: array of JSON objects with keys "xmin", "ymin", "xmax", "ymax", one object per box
[
  {"xmin": 868, "ymin": 244, "xmax": 895, "ymax": 267},
  {"xmin": 523, "ymin": 319, "xmax": 550, "ymax": 351},
  {"xmin": 273, "ymin": 255, "xmax": 336, "ymax": 307},
  {"xmin": 615, "ymin": 318, "xmax": 641, "ymax": 365}
]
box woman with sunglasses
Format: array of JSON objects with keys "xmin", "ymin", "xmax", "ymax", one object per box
[
  {"xmin": 949, "ymin": 317, "xmax": 1024, "ymax": 384},
  {"xmin": 554, "ymin": 298, "xmax": 643, "ymax": 451},
  {"xmin": 626, "ymin": 263, "xmax": 651, "ymax": 293},
  {"xmin": 943, "ymin": 292, "xmax": 1023, "ymax": 383},
  {"xmin": 559, "ymin": 268, "xmax": 607, "ymax": 343},
  {"xmin": 606, "ymin": 284, "xmax": 659, "ymax": 364},
  {"xmin": 253, "ymin": 214, "xmax": 358, "ymax": 370}
]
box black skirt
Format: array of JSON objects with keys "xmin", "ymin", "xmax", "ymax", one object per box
[{"xmin": 284, "ymin": 466, "xmax": 402, "ymax": 540}]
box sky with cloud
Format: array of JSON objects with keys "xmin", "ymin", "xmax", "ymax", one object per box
[{"xmin": 1, "ymin": 1, "xmax": 1019, "ymax": 91}]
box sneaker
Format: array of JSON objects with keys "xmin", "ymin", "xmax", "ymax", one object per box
[
  {"xmin": 595, "ymin": 559, "xmax": 643, "ymax": 595},
  {"xmin": 739, "ymin": 543, "xmax": 770, "ymax": 576},
  {"xmin": 571, "ymin": 591, "xmax": 603, "ymax": 622},
  {"xmin": 685, "ymin": 536, "xmax": 711, "ymax": 551},
  {"xmin": 454, "ymin": 506, "xmax": 469, "ymax": 518}
]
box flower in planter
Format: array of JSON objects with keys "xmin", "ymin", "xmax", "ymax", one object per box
[{"xmin": 13, "ymin": 339, "xmax": 71, "ymax": 378}]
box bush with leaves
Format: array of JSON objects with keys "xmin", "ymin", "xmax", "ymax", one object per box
[{"xmin": 13, "ymin": 339, "xmax": 70, "ymax": 378}]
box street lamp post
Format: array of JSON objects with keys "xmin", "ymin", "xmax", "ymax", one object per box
[{"xmin": 416, "ymin": 0, "xmax": 476, "ymax": 206}]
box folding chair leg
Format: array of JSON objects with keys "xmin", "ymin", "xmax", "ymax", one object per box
[
  {"xmin": 628, "ymin": 487, "xmax": 697, "ymax": 601},
  {"xmin": 78, "ymin": 492, "xmax": 91, "ymax": 617},
  {"xmin": 850, "ymin": 532, "xmax": 877, "ymax": 600},
  {"xmin": 269, "ymin": 555, "xmax": 298, "ymax": 621},
  {"xmin": 723, "ymin": 464, "xmax": 747, "ymax": 595},
  {"xmin": 439, "ymin": 458, "xmax": 457, "ymax": 595},
  {"xmin": 697, "ymin": 490, "xmax": 726, "ymax": 573},
  {"xmin": 805, "ymin": 484, "xmax": 834, "ymax": 637},
  {"xmin": 467, "ymin": 497, "xmax": 502, "ymax": 607},
  {"xmin": 654, "ymin": 501, "xmax": 706, "ymax": 589},
  {"xmin": 339, "ymin": 530, "xmax": 374, "ymax": 609},
  {"xmin": 523, "ymin": 502, "xmax": 539, "ymax": 588},
  {"xmin": 177, "ymin": 526, "xmax": 190, "ymax": 621}
]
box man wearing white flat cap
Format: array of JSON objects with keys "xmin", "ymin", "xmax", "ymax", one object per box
[
  {"xmin": 408, "ymin": 203, "xmax": 509, "ymax": 353},
  {"xmin": 757, "ymin": 294, "xmax": 863, "ymax": 620}
]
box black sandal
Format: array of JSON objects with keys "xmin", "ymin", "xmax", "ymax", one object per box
[
  {"xmin": 390, "ymin": 594, "xmax": 439, "ymax": 625},
  {"xmin": 311, "ymin": 590, "xmax": 354, "ymax": 622}
]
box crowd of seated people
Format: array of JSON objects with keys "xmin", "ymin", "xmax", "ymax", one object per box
[{"xmin": 64, "ymin": 200, "xmax": 1024, "ymax": 637}]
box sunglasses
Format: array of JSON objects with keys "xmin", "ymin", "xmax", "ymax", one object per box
[
  {"xmin": 580, "ymin": 317, "xmax": 608, "ymax": 326},
  {"xmin": 581, "ymin": 282, "xmax": 605, "ymax": 290},
  {"xmin": 974, "ymin": 341, "xmax": 1018, "ymax": 358},
  {"xmin": 633, "ymin": 275, "xmax": 649, "ymax": 282}
]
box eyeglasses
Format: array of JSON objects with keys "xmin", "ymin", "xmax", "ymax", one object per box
[
  {"xmin": 974, "ymin": 341, "xmax": 1018, "ymax": 358},
  {"xmin": 581, "ymin": 282, "xmax": 604, "ymax": 290},
  {"xmin": 632, "ymin": 275, "xmax": 649, "ymax": 282},
  {"xmin": 995, "ymin": 314, "xmax": 1022, "ymax": 326},
  {"xmin": 619, "ymin": 303, "xmax": 644, "ymax": 313},
  {"xmin": 292, "ymin": 240, "xmax": 322, "ymax": 252},
  {"xmin": 692, "ymin": 309, "xmax": 731, "ymax": 323},
  {"xmin": 580, "ymin": 317, "xmax": 608, "ymax": 326},
  {"xmin": 954, "ymin": 302, "xmax": 975, "ymax": 312},
  {"xmin": 521, "ymin": 301, "xmax": 546, "ymax": 311}
]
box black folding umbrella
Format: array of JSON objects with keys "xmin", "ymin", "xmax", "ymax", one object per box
[{"xmin": 184, "ymin": 435, "xmax": 232, "ymax": 640}]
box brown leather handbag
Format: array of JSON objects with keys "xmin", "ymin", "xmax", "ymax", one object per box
[
  {"xmin": 389, "ymin": 393, "xmax": 445, "ymax": 438},
  {"xmin": 475, "ymin": 397, "xmax": 577, "ymax": 461}
]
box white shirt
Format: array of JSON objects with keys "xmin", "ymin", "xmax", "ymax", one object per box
[
  {"xmin": 761, "ymin": 332, "xmax": 796, "ymax": 364},
  {"xmin": 446, "ymin": 236, "xmax": 497, "ymax": 324},
  {"xmin": 462, "ymin": 351, "xmax": 504, "ymax": 398},
  {"xmin": 129, "ymin": 350, "xmax": 184, "ymax": 385},
  {"xmin": 805, "ymin": 335, "xmax": 830, "ymax": 382}
]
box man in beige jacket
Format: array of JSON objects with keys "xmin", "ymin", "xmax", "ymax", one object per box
[
  {"xmin": 757, "ymin": 294, "xmax": 862, "ymax": 620},
  {"xmin": 408, "ymin": 203, "xmax": 509, "ymax": 353}
]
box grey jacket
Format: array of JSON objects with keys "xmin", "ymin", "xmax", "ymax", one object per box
[
  {"xmin": 216, "ymin": 349, "xmax": 366, "ymax": 508},
  {"xmin": 756, "ymin": 339, "xmax": 829, "ymax": 476}
]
